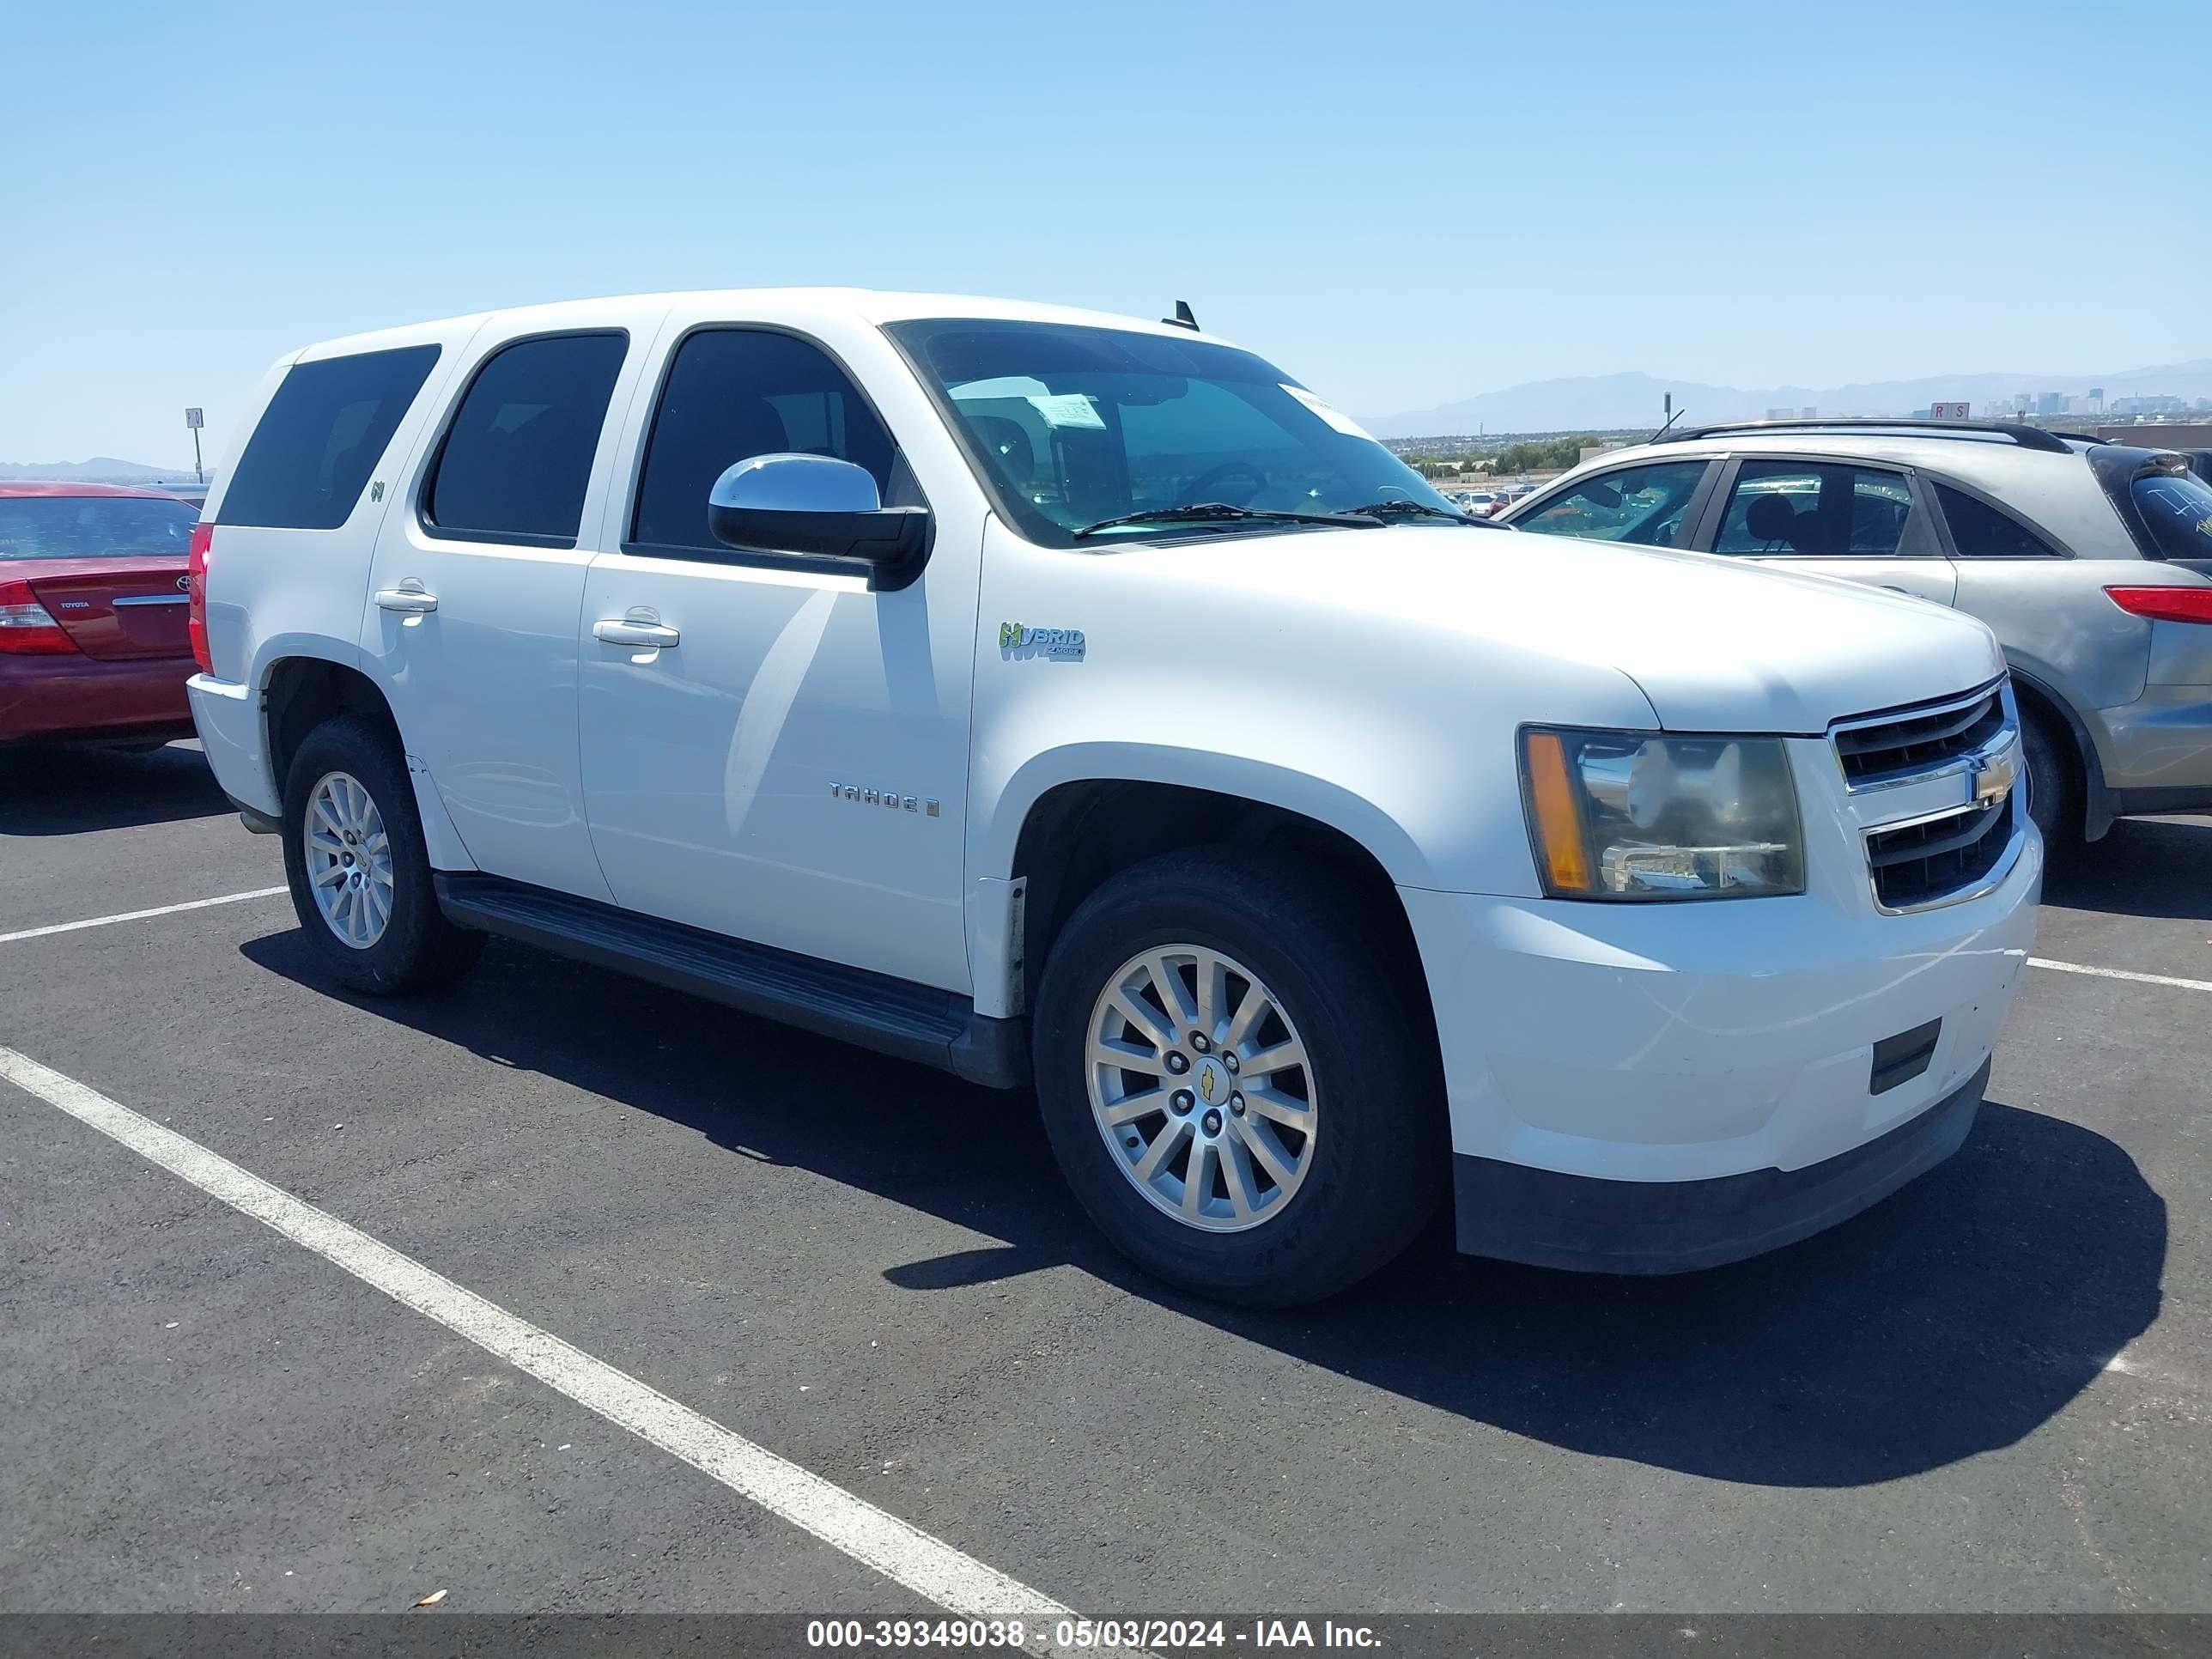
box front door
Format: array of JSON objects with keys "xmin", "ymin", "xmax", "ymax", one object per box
[
  {"xmin": 575, "ymin": 324, "xmax": 975, "ymax": 993},
  {"xmin": 1698, "ymin": 456, "xmax": 1958, "ymax": 607}
]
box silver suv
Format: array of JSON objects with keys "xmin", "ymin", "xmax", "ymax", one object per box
[{"xmin": 1500, "ymin": 420, "xmax": 2212, "ymax": 847}]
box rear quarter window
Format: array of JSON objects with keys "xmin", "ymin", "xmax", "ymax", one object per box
[
  {"xmin": 1932, "ymin": 482, "xmax": 2062, "ymax": 558},
  {"xmin": 218, "ymin": 345, "xmax": 441, "ymax": 530}
]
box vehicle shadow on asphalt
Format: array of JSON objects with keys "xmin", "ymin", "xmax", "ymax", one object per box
[
  {"xmin": 2043, "ymin": 816, "xmax": 2212, "ymax": 921},
  {"xmin": 0, "ymin": 743, "xmax": 230, "ymax": 836},
  {"xmin": 243, "ymin": 930, "xmax": 2167, "ymax": 1492}
]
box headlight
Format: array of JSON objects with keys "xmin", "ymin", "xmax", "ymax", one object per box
[{"xmin": 1519, "ymin": 727, "xmax": 1804, "ymax": 901}]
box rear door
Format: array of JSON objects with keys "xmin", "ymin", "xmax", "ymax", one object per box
[
  {"xmin": 1695, "ymin": 455, "xmax": 1957, "ymax": 606},
  {"xmin": 359, "ymin": 308, "xmax": 661, "ymax": 901}
]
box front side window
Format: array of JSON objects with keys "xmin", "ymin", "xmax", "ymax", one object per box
[
  {"xmin": 631, "ymin": 330, "xmax": 900, "ymax": 554},
  {"xmin": 1514, "ymin": 461, "xmax": 1711, "ymax": 546},
  {"xmin": 2130, "ymin": 471, "xmax": 2212, "ymax": 561},
  {"xmin": 886, "ymin": 319, "xmax": 1461, "ymax": 547},
  {"xmin": 218, "ymin": 345, "xmax": 441, "ymax": 530},
  {"xmin": 1933, "ymin": 482, "xmax": 2061, "ymax": 558},
  {"xmin": 1711, "ymin": 461, "xmax": 1914, "ymax": 556},
  {"xmin": 0, "ymin": 495, "xmax": 199, "ymax": 561},
  {"xmin": 426, "ymin": 332, "xmax": 628, "ymax": 544}
]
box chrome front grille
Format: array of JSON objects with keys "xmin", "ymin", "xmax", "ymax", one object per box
[
  {"xmin": 1832, "ymin": 683, "xmax": 2007, "ymax": 786},
  {"xmin": 1831, "ymin": 678, "xmax": 2026, "ymax": 914}
]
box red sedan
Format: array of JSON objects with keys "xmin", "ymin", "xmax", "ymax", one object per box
[{"xmin": 0, "ymin": 483, "xmax": 204, "ymax": 747}]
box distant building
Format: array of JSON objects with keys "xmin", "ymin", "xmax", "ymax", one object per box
[
  {"xmin": 2037, "ymin": 391, "xmax": 2067, "ymax": 415},
  {"xmin": 1802, "ymin": 406, "xmax": 1818, "ymax": 418},
  {"xmin": 1765, "ymin": 407, "xmax": 1795, "ymax": 419}
]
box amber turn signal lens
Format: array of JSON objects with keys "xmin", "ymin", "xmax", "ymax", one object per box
[{"xmin": 1522, "ymin": 730, "xmax": 1593, "ymax": 894}]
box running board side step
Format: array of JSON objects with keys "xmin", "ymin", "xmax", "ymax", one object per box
[{"xmin": 433, "ymin": 874, "xmax": 1026, "ymax": 1090}]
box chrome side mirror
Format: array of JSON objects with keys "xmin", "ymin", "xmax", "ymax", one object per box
[{"xmin": 707, "ymin": 454, "xmax": 931, "ymax": 590}]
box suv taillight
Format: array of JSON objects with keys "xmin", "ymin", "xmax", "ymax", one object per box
[
  {"xmin": 187, "ymin": 522, "xmax": 213, "ymax": 672},
  {"xmin": 0, "ymin": 579, "xmax": 78, "ymax": 655},
  {"xmin": 2106, "ymin": 585, "xmax": 2212, "ymax": 625}
]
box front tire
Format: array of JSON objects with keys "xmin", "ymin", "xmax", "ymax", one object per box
[
  {"xmin": 1031, "ymin": 848, "xmax": 1443, "ymax": 1308},
  {"xmin": 281, "ymin": 715, "xmax": 483, "ymax": 995},
  {"xmin": 2020, "ymin": 704, "xmax": 2081, "ymax": 854}
]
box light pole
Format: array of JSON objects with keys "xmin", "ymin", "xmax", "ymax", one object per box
[{"xmin": 185, "ymin": 407, "xmax": 204, "ymax": 486}]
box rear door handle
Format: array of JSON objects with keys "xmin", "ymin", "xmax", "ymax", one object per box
[
  {"xmin": 593, "ymin": 619, "xmax": 681, "ymax": 648},
  {"xmin": 375, "ymin": 586, "xmax": 439, "ymax": 614}
]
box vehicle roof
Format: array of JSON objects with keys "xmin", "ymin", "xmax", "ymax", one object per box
[
  {"xmin": 1548, "ymin": 429, "xmax": 2151, "ymax": 557},
  {"xmin": 0, "ymin": 481, "xmax": 191, "ymax": 499},
  {"xmin": 289, "ymin": 288, "xmax": 1249, "ymax": 364}
]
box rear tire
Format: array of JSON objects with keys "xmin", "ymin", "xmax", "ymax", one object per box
[
  {"xmin": 281, "ymin": 714, "xmax": 483, "ymax": 995},
  {"xmin": 1031, "ymin": 847, "xmax": 1443, "ymax": 1308},
  {"xmin": 2020, "ymin": 703, "xmax": 2082, "ymax": 855}
]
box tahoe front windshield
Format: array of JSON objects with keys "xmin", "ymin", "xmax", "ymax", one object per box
[{"xmin": 886, "ymin": 319, "xmax": 1462, "ymax": 546}]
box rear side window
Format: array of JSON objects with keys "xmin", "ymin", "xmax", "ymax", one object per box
[
  {"xmin": 426, "ymin": 332, "xmax": 628, "ymax": 544},
  {"xmin": 631, "ymin": 329, "xmax": 898, "ymax": 554},
  {"xmin": 1933, "ymin": 482, "xmax": 2062, "ymax": 558},
  {"xmin": 2131, "ymin": 471, "xmax": 2212, "ymax": 562},
  {"xmin": 218, "ymin": 345, "xmax": 441, "ymax": 530},
  {"xmin": 1711, "ymin": 461, "xmax": 1913, "ymax": 556}
]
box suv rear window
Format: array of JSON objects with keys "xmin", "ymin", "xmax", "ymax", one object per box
[
  {"xmin": 218, "ymin": 345, "xmax": 441, "ymax": 530},
  {"xmin": 2130, "ymin": 471, "xmax": 2212, "ymax": 562},
  {"xmin": 426, "ymin": 332, "xmax": 627, "ymax": 545}
]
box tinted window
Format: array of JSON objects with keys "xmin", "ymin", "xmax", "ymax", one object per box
[
  {"xmin": 218, "ymin": 345, "xmax": 440, "ymax": 530},
  {"xmin": 1712, "ymin": 461, "xmax": 1913, "ymax": 556},
  {"xmin": 1933, "ymin": 482, "xmax": 2061, "ymax": 558},
  {"xmin": 427, "ymin": 332, "xmax": 627, "ymax": 544},
  {"xmin": 1515, "ymin": 460, "xmax": 1710, "ymax": 546},
  {"xmin": 0, "ymin": 495, "xmax": 199, "ymax": 562},
  {"xmin": 2131, "ymin": 471, "xmax": 2212, "ymax": 561},
  {"xmin": 632, "ymin": 331, "xmax": 897, "ymax": 553}
]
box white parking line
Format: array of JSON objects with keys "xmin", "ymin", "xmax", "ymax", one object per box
[
  {"xmin": 2031, "ymin": 957, "xmax": 2212, "ymax": 995},
  {"xmin": 0, "ymin": 1042, "xmax": 1079, "ymax": 1629},
  {"xmin": 0, "ymin": 886, "xmax": 289, "ymax": 946}
]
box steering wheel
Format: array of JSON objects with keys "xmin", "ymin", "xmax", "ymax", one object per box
[{"xmin": 1181, "ymin": 459, "xmax": 1267, "ymax": 505}]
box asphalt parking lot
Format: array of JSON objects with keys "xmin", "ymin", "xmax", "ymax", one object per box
[{"xmin": 3, "ymin": 741, "xmax": 2208, "ymax": 1617}]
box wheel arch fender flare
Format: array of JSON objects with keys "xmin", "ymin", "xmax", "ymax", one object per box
[{"xmin": 2002, "ymin": 654, "xmax": 2112, "ymax": 837}]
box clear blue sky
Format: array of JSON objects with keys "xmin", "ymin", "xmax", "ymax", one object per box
[{"xmin": 7, "ymin": 0, "xmax": 2205, "ymax": 468}]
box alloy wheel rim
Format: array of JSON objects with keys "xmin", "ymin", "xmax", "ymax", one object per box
[
  {"xmin": 305, "ymin": 770, "xmax": 394, "ymax": 950},
  {"xmin": 1085, "ymin": 944, "xmax": 1318, "ymax": 1233}
]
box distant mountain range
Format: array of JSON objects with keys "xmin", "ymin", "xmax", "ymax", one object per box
[
  {"xmin": 0, "ymin": 458, "xmax": 205, "ymax": 484},
  {"xmin": 1363, "ymin": 360, "xmax": 2212, "ymax": 440}
]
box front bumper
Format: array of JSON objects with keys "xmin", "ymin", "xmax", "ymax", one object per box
[
  {"xmin": 1400, "ymin": 819, "xmax": 2039, "ymax": 1268},
  {"xmin": 0, "ymin": 651, "xmax": 195, "ymax": 744}
]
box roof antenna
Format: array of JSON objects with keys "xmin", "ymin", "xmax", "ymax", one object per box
[{"xmin": 1163, "ymin": 300, "xmax": 1200, "ymax": 331}]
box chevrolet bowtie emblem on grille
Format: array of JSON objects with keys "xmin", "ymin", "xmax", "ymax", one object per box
[{"xmin": 1971, "ymin": 739, "xmax": 2020, "ymax": 806}]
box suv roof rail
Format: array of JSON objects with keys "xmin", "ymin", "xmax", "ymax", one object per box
[{"xmin": 1651, "ymin": 417, "xmax": 2079, "ymax": 455}]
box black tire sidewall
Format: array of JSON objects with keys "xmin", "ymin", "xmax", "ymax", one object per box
[
  {"xmin": 2020, "ymin": 705, "xmax": 2080, "ymax": 848},
  {"xmin": 1032, "ymin": 849, "xmax": 1442, "ymax": 1307},
  {"xmin": 281, "ymin": 715, "xmax": 477, "ymax": 994}
]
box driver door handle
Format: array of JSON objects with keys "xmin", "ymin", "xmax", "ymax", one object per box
[
  {"xmin": 594, "ymin": 618, "xmax": 681, "ymax": 648},
  {"xmin": 374, "ymin": 586, "xmax": 439, "ymax": 614}
]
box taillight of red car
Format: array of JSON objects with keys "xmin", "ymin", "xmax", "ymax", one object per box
[
  {"xmin": 187, "ymin": 521, "xmax": 214, "ymax": 672},
  {"xmin": 0, "ymin": 579, "xmax": 79, "ymax": 654}
]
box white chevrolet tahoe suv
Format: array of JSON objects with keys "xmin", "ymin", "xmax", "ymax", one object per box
[{"xmin": 186, "ymin": 289, "xmax": 2041, "ymax": 1306}]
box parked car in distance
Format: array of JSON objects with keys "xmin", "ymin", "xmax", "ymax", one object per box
[
  {"xmin": 190, "ymin": 291, "xmax": 2036, "ymax": 1306},
  {"xmin": 1502, "ymin": 419, "xmax": 2212, "ymax": 848},
  {"xmin": 0, "ymin": 483, "xmax": 204, "ymax": 749}
]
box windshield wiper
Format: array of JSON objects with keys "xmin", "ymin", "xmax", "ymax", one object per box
[
  {"xmin": 1341, "ymin": 499, "xmax": 1501, "ymax": 526},
  {"xmin": 1073, "ymin": 501, "xmax": 1382, "ymax": 538}
]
